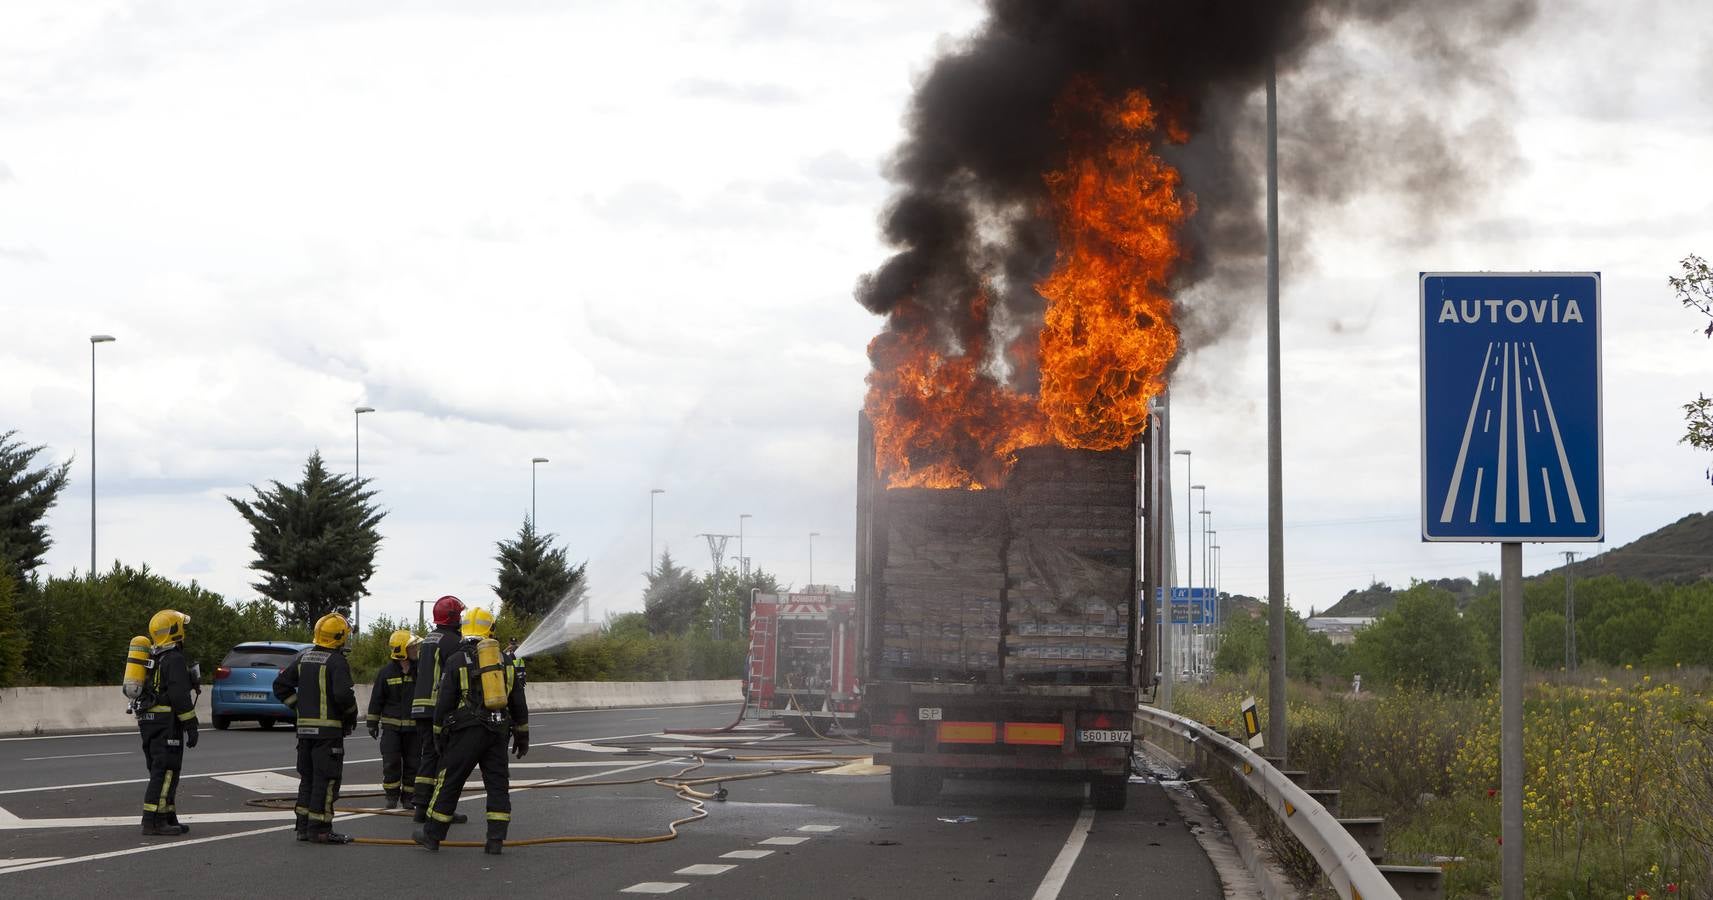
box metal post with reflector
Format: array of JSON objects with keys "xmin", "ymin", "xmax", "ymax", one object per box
[{"xmin": 1241, "ymin": 696, "xmax": 1264, "ymax": 749}]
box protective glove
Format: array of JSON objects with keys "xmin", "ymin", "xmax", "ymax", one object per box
[
  {"xmin": 512, "ymin": 731, "xmax": 529, "ymax": 759},
  {"xmin": 184, "ymin": 722, "xmax": 199, "ymax": 749},
  {"xmin": 367, "ymin": 722, "xmax": 380, "ymax": 740}
]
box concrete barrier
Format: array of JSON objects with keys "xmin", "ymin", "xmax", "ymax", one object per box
[{"xmin": 0, "ymin": 679, "xmax": 743, "ymax": 736}]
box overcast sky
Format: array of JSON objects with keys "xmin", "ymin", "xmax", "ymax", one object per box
[{"xmin": 4, "ymin": 0, "xmax": 1710, "ymax": 629}]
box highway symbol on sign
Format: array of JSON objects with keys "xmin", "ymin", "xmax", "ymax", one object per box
[{"xmin": 1421, "ymin": 272, "xmax": 1602, "ymax": 542}]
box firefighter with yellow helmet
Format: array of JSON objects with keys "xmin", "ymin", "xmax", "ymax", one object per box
[
  {"xmin": 136, "ymin": 609, "xmax": 199, "ymax": 837},
  {"xmin": 273, "ymin": 612, "xmax": 359, "ymax": 844},
  {"xmin": 366, "ymin": 629, "xmax": 422, "ymax": 810},
  {"xmin": 414, "ymin": 607, "xmax": 529, "ymax": 855}
]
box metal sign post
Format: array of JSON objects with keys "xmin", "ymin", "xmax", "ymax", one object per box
[{"xmin": 1421, "ymin": 272, "xmax": 1602, "ymax": 899}]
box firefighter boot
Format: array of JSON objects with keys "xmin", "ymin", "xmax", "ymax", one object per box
[
  {"xmin": 308, "ymin": 829, "xmax": 353, "ymax": 845},
  {"xmin": 385, "ymin": 790, "xmax": 400, "ymax": 810},
  {"xmin": 412, "ymin": 822, "xmax": 444, "ymax": 853},
  {"xmin": 485, "ymin": 819, "xmax": 506, "ymax": 855},
  {"xmin": 141, "ymin": 813, "xmax": 187, "ymax": 837},
  {"xmin": 166, "ymin": 813, "xmax": 190, "ymax": 834},
  {"xmin": 295, "ymin": 814, "xmax": 309, "ymax": 841},
  {"xmin": 412, "ymin": 803, "xmax": 428, "ymax": 824}
]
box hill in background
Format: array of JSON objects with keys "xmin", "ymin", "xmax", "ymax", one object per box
[{"xmin": 1316, "ymin": 511, "xmax": 1712, "ymax": 618}]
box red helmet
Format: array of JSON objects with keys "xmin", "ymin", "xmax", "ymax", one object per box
[{"xmin": 432, "ymin": 595, "xmax": 466, "ymax": 626}]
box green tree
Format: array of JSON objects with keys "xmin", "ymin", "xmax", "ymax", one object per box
[
  {"xmin": 0, "ymin": 569, "xmax": 25, "ymax": 687},
  {"xmin": 1348, "ymin": 584, "xmax": 1487, "ymax": 693},
  {"xmin": 1523, "ymin": 611, "xmax": 1567, "ymax": 669},
  {"xmin": 493, "ymin": 515, "xmax": 584, "ymax": 620},
  {"xmin": 1214, "ymin": 610, "xmax": 1344, "ymax": 682},
  {"xmin": 0, "ymin": 430, "xmax": 72, "ymax": 580},
  {"xmin": 227, "ymin": 451, "xmax": 385, "ymax": 626},
  {"xmin": 643, "ymin": 548, "xmax": 705, "ymax": 636},
  {"xmin": 1672, "ymin": 253, "xmax": 1713, "ymax": 475}
]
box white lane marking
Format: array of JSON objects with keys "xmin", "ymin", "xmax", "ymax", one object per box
[
  {"xmin": 1533, "ymin": 409, "xmax": 1541, "ymax": 434},
  {"xmin": 759, "ymin": 836, "xmax": 809, "ymax": 845},
  {"xmin": 675, "ymin": 864, "xmax": 736, "ymax": 875},
  {"xmin": 1440, "ymin": 341, "xmax": 1496, "ymax": 523},
  {"xmin": 1030, "ymin": 804, "xmax": 1096, "ymax": 900},
  {"xmin": 1496, "ymin": 341, "xmax": 1511, "ymax": 522},
  {"xmin": 0, "ymin": 857, "xmax": 63, "ymax": 870},
  {"xmin": 0, "ymin": 732, "xmax": 139, "ymax": 743},
  {"xmin": 0, "ymin": 814, "xmax": 375, "ymax": 875},
  {"xmin": 1528, "ymin": 376, "xmax": 1535, "ymax": 392},
  {"xmin": 1529, "ymin": 343, "xmax": 1587, "ymax": 523},
  {"xmin": 722, "ymin": 849, "xmax": 774, "ymax": 859},
  {"xmin": 1512, "ymin": 343, "xmax": 1531, "ymax": 523},
  {"xmin": 1469, "ymin": 468, "xmax": 1484, "ymax": 523},
  {"xmin": 21, "ymin": 751, "xmax": 130, "ymax": 761},
  {"xmin": 1489, "ymin": 376, "xmax": 1496, "ymax": 391},
  {"xmin": 1540, "ymin": 468, "xmax": 1557, "ymax": 523},
  {"xmin": 797, "ymin": 824, "xmax": 840, "ymax": 832},
  {"xmin": 552, "ymin": 741, "xmax": 629, "ymax": 754},
  {"xmin": 1482, "ymin": 409, "xmax": 1491, "ymax": 433},
  {"xmin": 621, "ymin": 884, "xmax": 689, "ymax": 894},
  {"xmin": 0, "ymin": 810, "xmax": 294, "ymax": 830},
  {"xmin": 215, "ymin": 772, "xmax": 301, "ymax": 794}
]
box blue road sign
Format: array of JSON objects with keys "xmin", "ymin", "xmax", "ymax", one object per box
[
  {"xmin": 1421, "ymin": 273, "xmax": 1602, "ymax": 542},
  {"xmin": 1156, "ymin": 587, "xmax": 1216, "ymax": 624}
]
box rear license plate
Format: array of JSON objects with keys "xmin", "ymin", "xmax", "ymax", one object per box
[
  {"xmin": 238, "ymin": 692, "xmax": 267, "ymax": 701},
  {"xmin": 1078, "ymin": 729, "xmax": 1132, "ymax": 744}
]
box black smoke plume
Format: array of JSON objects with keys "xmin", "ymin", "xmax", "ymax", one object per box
[{"xmin": 857, "ymin": 0, "xmax": 1541, "ymax": 374}]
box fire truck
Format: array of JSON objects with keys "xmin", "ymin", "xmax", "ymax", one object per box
[{"xmin": 745, "ymin": 590, "xmax": 862, "ymax": 735}]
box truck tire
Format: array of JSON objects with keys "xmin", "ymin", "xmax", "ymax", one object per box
[
  {"xmin": 1091, "ymin": 772, "xmax": 1128, "ymax": 811},
  {"xmin": 889, "ymin": 766, "xmax": 942, "ymax": 806}
]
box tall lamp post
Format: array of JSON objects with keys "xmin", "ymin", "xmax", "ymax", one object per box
[
  {"xmin": 352, "ymin": 406, "xmax": 374, "ymax": 634},
  {"xmin": 89, "ymin": 334, "xmax": 116, "ymax": 576},
  {"xmin": 649, "ymin": 488, "xmax": 666, "ymax": 576},
  {"xmin": 531, "ymin": 457, "xmax": 549, "ymax": 525},
  {"xmin": 808, "ymin": 531, "xmax": 820, "ymax": 588}
]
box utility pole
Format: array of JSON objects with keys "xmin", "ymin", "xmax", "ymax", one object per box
[
  {"xmin": 1563, "ymin": 551, "xmax": 1578, "ymax": 671},
  {"xmin": 698, "ymin": 533, "xmax": 738, "ymax": 639},
  {"xmin": 1265, "ymin": 54, "xmax": 1288, "ymax": 761},
  {"xmin": 90, "ymin": 334, "xmax": 116, "ymax": 576}
]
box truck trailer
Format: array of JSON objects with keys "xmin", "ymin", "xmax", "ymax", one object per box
[{"xmin": 856, "ymin": 414, "xmax": 1149, "ymax": 810}]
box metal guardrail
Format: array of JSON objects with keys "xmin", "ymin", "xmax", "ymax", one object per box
[{"xmin": 1135, "ymin": 704, "xmax": 1401, "ymax": 900}]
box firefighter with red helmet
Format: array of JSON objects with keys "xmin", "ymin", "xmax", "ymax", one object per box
[{"xmin": 410, "ymin": 595, "xmax": 468, "ymax": 824}]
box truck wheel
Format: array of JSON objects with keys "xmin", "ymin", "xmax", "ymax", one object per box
[
  {"xmin": 889, "ymin": 767, "xmax": 942, "ymax": 806},
  {"xmin": 1091, "ymin": 772, "xmax": 1128, "ymax": 811},
  {"xmin": 212, "ymin": 715, "xmax": 230, "ymax": 731}
]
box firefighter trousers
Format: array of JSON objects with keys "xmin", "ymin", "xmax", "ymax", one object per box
[
  {"xmin": 139, "ymin": 717, "xmax": 184, "ymax": 820},
  {"xmin": 425, "ymin": 726, "xmax": 511, "ymax": 841},
  {"xmin": 294, "ymin": 737, "xmax": 345, "ymax": 831},
  {"xmin": 412, "ymin": 717, "xmax": 438, "ymax": 809},
  {"xmin": 380, "ymin": 727, "xmax": 420, "ymax": 802}
]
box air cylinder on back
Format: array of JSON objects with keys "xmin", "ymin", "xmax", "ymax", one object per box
[
  {"xmin": 122, "ymin": 635, "xmax": 152, "ymax": 700},
  {"xmin": 476, "ymin": 637, "xmax": 506, "ymax": 710}
]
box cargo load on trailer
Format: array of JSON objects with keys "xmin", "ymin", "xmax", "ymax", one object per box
[{"xmin": 857, "ymin": 414, "xmax": 1147, "ymax": 810}]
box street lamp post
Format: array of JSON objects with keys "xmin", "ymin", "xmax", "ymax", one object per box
[
  {"xmin": 89, "ymin": 335, "xmax": 116, "ymax": 577},
  {"xmin": 352, "ymin": 406, "xmax": 374, "ymax": 634},
  {"xmin": 808, "ymin": 531, "xmax": 820, "ymax": 589},
  {"xmin": 531, "ymin": 458, "xmax": 549, "ymax": 526},
  {"xmin": 649, "ymin": 488, "xmax": 666, "ymax": 576},
  {"xmin": 738, "ymin": 514, "xmax": 752, "ymax": 573}
]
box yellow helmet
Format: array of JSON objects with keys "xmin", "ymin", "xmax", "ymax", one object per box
[
  {"xmin": 148, "ymin": 610, "xmax": 191, "ymax": 648},
  {"xmin": 460, "ymin": 607, "xmax": 496, "ymax": 641},
  {"xmin": 388, "ymin": 629, "xmax": 421, "ymax": 660},
  {"xmin": 313, "ymin": 613, "xmax": 350, "ymax": 649}
]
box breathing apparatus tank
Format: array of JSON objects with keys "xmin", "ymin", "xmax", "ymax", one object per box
[
  {"xmin": 476, "ymin": 638, "xmax": 507, "ymax": 711},
  {"xmin": 122, "ymin": 635, "xmax": 153, "ymax": 700}
]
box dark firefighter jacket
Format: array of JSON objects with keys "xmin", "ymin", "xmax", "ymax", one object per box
[
  {"xmin": 433, "ymin": 642, "xmax": 529, "ymax": 738},
  {"xmin": 273, "ymin": 647, "xmax": 357, "ymax": 739},
  {"xmin": 139, "ymin": 645, "xmax": 199, "ymax": 729},
  {"xmin": 366, "ymin": 660, "xmax": 417, "ymax": 731},
  {"xmin": 410, "ymin": 625, "xmax": 462, "ymax": 720}
]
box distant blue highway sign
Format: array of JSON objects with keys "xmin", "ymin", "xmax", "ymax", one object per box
[
  {"xmin": 1421, "ymin": 273, "xmax": 1602, "ymax": 542},
  {"xmin": 1156, "ymin": 587, "xmax": 1215, "ymax": 625}
]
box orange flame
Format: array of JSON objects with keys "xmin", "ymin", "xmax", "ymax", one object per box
[{"xmin": 865, "ymin": 81, "xmax": 1192, "ymax": 488}]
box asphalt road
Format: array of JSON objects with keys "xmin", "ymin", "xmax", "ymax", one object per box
[{"xmin": 0, "ymin": 703, "xmax": 1230, "ymax": 898}]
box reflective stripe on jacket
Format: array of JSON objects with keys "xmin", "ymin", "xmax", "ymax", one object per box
[
  {"xmin": 273, "ymin": 648, "xmax": 356, "ymax": 738},
  {"xmin": 366, "ymin": 660, "xmax": 416, "ymax": 730}
]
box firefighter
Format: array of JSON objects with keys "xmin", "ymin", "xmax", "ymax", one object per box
[
  {"xmin": 138, "ymin": 609, "xmax": 198, "ymax": 837},
  {"xmin": 274, "ymin": 613, "xmax": 359, "ymax": 844},
  {"xmin": 414, "ymin": 607, "xmax": 529, "ymax": 855},
  {"xmin": 505, "ymin": 637, "xmax": 526, "ymax": 689},
  {"xmin": 410, "ymin": 595, "xmax": 467, "ymax": 824},
  {"xmin": 367, "ymin": 630, "xmax": 421, "ymax": 810}
]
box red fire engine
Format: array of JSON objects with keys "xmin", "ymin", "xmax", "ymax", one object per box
[{"xmin": 746, "ymin": 590, "xmax": 862, "ymax": 735}]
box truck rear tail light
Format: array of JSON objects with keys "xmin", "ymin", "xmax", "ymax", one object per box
[
  {"xmin": 871, "ymin": 723, "xmax": 922, "ymax": 739},
  {"xmin": 1078, "ymin": 712, "xmax": 1129, "ymax": 729},
  {"xmin": 1002, "ymin": 722, "xmax": 1065, "ymax": 746},
  {"xmin": 937, "ymin": 721, "xmax": 997, "ymax": 744}
]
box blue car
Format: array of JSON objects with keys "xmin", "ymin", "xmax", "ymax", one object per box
[{"xmin": 211, "ymin": 641, "xmax": 313, "ymax": 730}]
